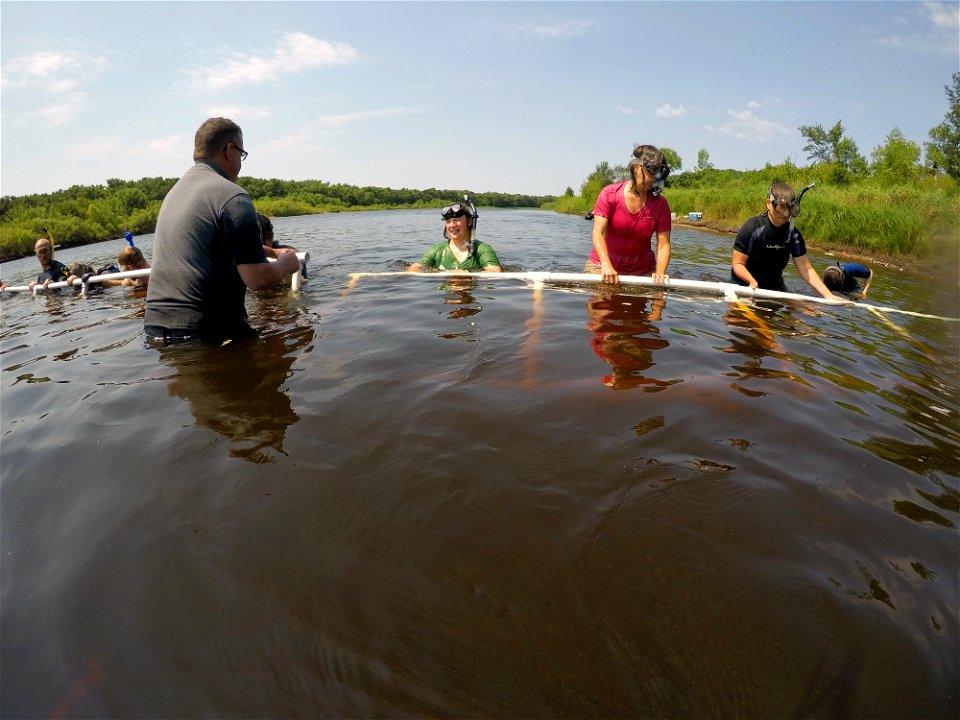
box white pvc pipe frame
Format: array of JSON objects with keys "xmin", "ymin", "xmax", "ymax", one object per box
[
  {"xmin": 1, "ymin": 252, "xmax": 310, "ymax": 296},
  {"xmin": 346, "ymin": 271, "xmax": 960, "ymax": 322}
]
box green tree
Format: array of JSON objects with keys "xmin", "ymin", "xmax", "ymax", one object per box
[
  {"xmin": 589, "ymin": 162, "xmax": 616, "ymax": 186},
  {"xmin": 870, "ymin": 127, "xmax": 921, "ymax": 184},
  {"xmin": 579, "ymin": 161, "xmax": 617, "ymax": 204},
  {"xmin": 695, "ymin": 148, "xmax": 713, "ymax": 172},
  {"xmin": 925, "ymin": 72, "xmax": 960, "ymax": 179},
  {"xmin": 798, "ymin": 120, "xmax": 867, "ymax": 173},
  {"xmin": 661, "ymin": 147, "xmax": 682, "ymax": 173}
]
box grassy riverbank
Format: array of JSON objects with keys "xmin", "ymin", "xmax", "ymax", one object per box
[
  {"xmin": 548, "ymin": 165, "xmax": 959, "ymax": 264},
  {"xmin": 0, "ymin": 179, "xmax": 553, "ymax": 262},
  {"xmin": 2, "ymin": 167, "xmax": 957, "ymax": 266}
]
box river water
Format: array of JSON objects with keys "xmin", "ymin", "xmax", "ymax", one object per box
[{"xmin": 1, "ymin": 209, "xmax": 958, "ymax": 718}]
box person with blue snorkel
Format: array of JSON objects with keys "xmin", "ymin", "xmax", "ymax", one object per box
[{"xmin": 585, "ymin": 144, "xmax": 673, "ymax": 285}]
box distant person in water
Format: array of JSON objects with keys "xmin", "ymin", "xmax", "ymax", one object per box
[
  {"xmin": 585, "ymin": 144, "xmax": 672, "ymax": 285},
  {"xmin": 822, "ymin": 261, "xmax": 872, "ymax": 297},
  {"xmin": 65, "ymin": 261, "xmax": 118, "ymax": 291},
  {"xmin": 730, "ymin": 181, "xmax": 834, "ymax": 299},
  {"xmin": 115, "ymin": 246, "xmax": 151, "ymax": 288},
  {"xmin": 407, "ymin": 199, "xmax": 502, "ymax": 273},
  {"xmin": 23, "ymin": 237, "xmax": 70, "ymax": 291},
  {"xmin": 257, "ymin": 213, "xmax": 306, "ymax": 282},
  {"xmin": 65, "ymin": 247, "xmax": 151, "ymax": 289}
]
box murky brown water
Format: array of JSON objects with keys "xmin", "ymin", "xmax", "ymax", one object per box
[{"xmin": 2, "ymin": 209, "xmax": 958, "ymax": 717}]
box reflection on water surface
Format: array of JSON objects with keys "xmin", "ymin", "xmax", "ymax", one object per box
[{"xmin": 1, "ymin": 210, "xmax": 957, "ymax": 717}]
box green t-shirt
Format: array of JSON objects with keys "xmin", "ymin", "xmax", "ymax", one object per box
[{"xmin": 417, "ymin": 241, "xmax": 501, "ymax": 271}]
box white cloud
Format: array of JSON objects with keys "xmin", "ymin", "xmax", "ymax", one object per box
[
  {"xmin": 36, "ymin": 93, "xmax": 87, "ymax": 126},
  {"xmin": 704, "ymin": 106, "xmax": 793, "ymax": 143},
  {"xmin": 313, "ymin": 108, "xmax": 408, "ymax": 130},
  {"xmin": 654, "ymin": 104, "xmax": 687, "ymax": 119},
  {"xmin": 185, "ymin": 32, "xmax": 357, "ymax": 93},
  {"xmin": 521, "ymin": 20, "xmax": 596, "ymax": 38},
  {"xmin": 922, "ymin": 0, "xmax": 959, "ymax": 30},
  {"xmin": 144, "ymin": 135, "xmax": 186, "ymax": 156},
  {"xmin": 874, "ymin": 1, "xmax": 959, "ymax": 53},
  {"xmin": 262, "ymin": 106, "xmax": 429, "ymax": 153},
  {"xmin": 0, "ymin": 49, "xmax": 109, "ymax": 124},
  {"xmin": 206, "ymin": 106, "xmax": 274, "ymax": 121},
  {"xmin": 616, "ymin": 105, "xmax": 641, "ymax": 115},
  {"xmin": 65, "ymin": 134, "xmax": 122, "ymax": 158},
  {"xmin": 47, "ymin": 79, "xmax": 81, "ymax": 94},
  {"xmin": 1, "ymin": 50, "xmax": 108, "ymax": 87}
]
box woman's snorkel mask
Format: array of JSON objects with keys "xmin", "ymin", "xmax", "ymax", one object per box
[
  {"xmin": 639, "ymin": 159, "xmax": 671, "ymax": 196},
  {"xmin": 441, "ymin": 194, "xmax": 479, "ymax": 249}
]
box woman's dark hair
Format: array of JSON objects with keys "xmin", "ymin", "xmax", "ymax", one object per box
[{"xmin": 628, "ymin": 144, "xmax": 666, "ymax": 192}]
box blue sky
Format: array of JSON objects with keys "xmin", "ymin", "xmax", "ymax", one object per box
[{"xmin": 1, "ymin": 1, "xmax": 957, "ymax": 198}]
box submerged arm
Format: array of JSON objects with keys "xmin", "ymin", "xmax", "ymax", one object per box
[
  {"xmin": 731, "ymin": 250, "xmax": 757, "ymax": 288},
  {"xmin": 653, "ymin": 232, "xmax": 671, "ymax": 283},
  {"xmin": 793, "ymin": 255, "xmax": 835, "ymax": 299},
  {"xmin": 591, "ymin": 215, "xmax": 618, "ymax": 284}
]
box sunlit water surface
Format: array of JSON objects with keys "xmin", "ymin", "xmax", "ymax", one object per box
[{"xmin": 2, "ymin": 209, "xmax": 958, "ymax": 718}]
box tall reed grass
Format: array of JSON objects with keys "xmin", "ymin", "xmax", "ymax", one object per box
[{"xmin": 551, "ymin": 175, "xmax": 958, "ymax": 259}]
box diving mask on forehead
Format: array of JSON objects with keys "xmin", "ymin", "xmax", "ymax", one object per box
[
  {"xmin": 441, "ymin": 203, "xmax": 471, "ymax": 219},
  {"xmin": 441, "ymin": 196, "xmax": 479, "ymax": 228}
]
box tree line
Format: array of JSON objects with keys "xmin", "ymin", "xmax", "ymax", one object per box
[
  {"xmin": 0, "ymin": 177, "xmax": 555, "ymax": 261},
  {"xmin": 3, "ymin": 73, "xmax": 956, "ymax": 262}
]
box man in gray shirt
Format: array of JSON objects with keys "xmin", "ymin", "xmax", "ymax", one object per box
[{"xmin": 144, "ymin": 117, "xmax": 300, "ymax": 344}]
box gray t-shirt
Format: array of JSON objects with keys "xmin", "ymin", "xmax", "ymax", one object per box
[{"xmin": 144, "ymin": 161, "xmax": 266, "ymax": 338}]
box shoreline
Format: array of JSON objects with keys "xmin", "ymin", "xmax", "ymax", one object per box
[
  {"xmin": 671, "ymin": 217, "xmax": 931, "ymax": 275},
  {"xmin": 0, "ymin": 212, "xmax": 940, "ymax": 278}
]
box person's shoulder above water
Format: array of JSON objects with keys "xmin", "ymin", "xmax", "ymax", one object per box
[
  {"xmin": 39, "ymin": 259, "xmax": 70, "ymax": 281},
  {"xmin": 408, "ymin": 197, "xmax": 500, "ymax": 273},
  {"xmin": 840, "ymin": 261, "xmax": 871, "ymax": 278},
  {"xmin": 733, "ymin": 212, "xmax": 768, "ymax": 243},
  {"xmin": 822, "ymin": 260, "xmax": 873, "ymax": 296}
]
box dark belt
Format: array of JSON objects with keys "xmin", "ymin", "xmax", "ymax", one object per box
[{"xmin": 144, "ymin": 325, "xmax": 200, "ymax": 345}]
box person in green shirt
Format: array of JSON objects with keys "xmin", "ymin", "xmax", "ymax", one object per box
[{"xmin": 408, "ymin": 199, "xmax": 502, "ymax": 273}]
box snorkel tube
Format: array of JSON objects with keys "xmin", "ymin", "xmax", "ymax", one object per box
[
  {"xmin": 787, "ymin": 183, "xmax": 815, "ymax": 238},
  {"xmin": 463, "ymin": 193, "xmax": 479, "ymax": 253},
  {"xmin": 644, "ymin": 160, "xmax": 670, "ymax": 197}
]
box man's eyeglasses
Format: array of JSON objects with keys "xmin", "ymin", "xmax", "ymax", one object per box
[
  {"xmin": 441, "ymin": 203, "xmax": 472, "ymax": 220},
  {"xmin": 35, "ymin": 247, "xmax": 52, "ymax": 255},
  {"xmin": 227, "ymin": 142, "xmax": 248, "ymax": 161},
  {"xmin": 770, "ymin": 198, "xmax": 798, "ymax": 213}
]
